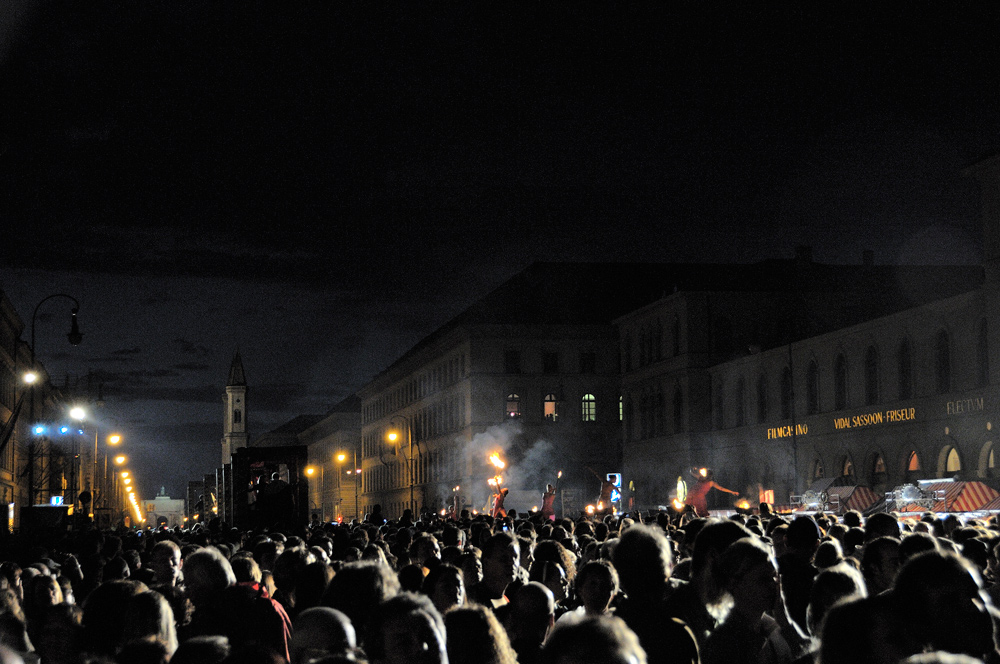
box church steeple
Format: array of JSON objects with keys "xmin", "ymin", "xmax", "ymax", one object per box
[{"xmin": 222, "ymin": 351, "xmax": 249, "ymax": 465}]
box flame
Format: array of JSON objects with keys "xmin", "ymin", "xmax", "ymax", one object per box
[
  {"xmin": 488, "ymin": 478, "xmax": 497, "ymax": 487},
  {"xmin": 586, "ymin": 504, "xmax": 595, "ymax": 514},
  {"xmin": 597, "ymin": 501, "xmax": 604, "ymax": 510},
  {"xmin": 557, "ymin": 470, "xmax": 563, "ymax": 479},
  {"xmin": 736, "ymin": 499, "xmax": 751, "ymax": 510},
  {"xmin": 699, "ymin": 468, "xmax": 708, "ymax": 478},
  {"xmin": 672, "ymin": 498, "xmax": 685, "ymax": 511},
  {"xmin": 489, "ymin": 454, "xmax": 505, "ymax": 470}
]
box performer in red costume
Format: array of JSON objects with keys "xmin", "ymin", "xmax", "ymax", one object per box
[
  {"xmin": 491, "ymin": 487, "xmax": 509, "ymax": 518},
  {"xmin": 540, "ymin": 483, "xmax": 556, "ymax": 520},
  {"xmin": 685, "ymin": 467, "xmax": 738, "ymax": 515}
]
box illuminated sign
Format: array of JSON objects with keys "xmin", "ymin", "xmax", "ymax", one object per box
[
  {"xmin": 834, "ymin": 408, "xmax": 915, "ymax": 430},
  {"xmin": 50, "ymin": 496, "xmax": 64, "ymax": 506},
  {"xmin": 767, "ymin": 424, "xmax": 808, "ymax": 439},
  {"xmin": 947, "ymin": 397, "xmax": 984, "ymax": 415}
]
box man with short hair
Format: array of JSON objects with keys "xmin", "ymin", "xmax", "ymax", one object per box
[{"xmin": 469, "ymin": 532, "xmax": 520, "ymax": 611}]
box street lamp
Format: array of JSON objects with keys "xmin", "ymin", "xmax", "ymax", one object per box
[
  {"xmin": 24, "ymin": 294, "xmax": 83, "ymax": 507},
  {"xmin": 335, "ymin": 453, "xmax": 347, "ymax": 521},
  {"xmin": 387, "ymin": 415, "xmax": 417, "ymax": 516}
]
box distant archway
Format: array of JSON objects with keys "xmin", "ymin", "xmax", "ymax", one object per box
[
  {"xmin": 937, "ymin": 445, "xmax": 962, "ymax": 478},
  {"xmin": 978, "ymin": 441, "xmax": 996, "ymax": 478}
]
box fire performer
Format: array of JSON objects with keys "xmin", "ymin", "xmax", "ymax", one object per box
[
  {"xmin": 685, "ymin": 466, "xmax": 738, "ymax": 515},
  {"xmin": 492, "ymin": 487, "xmax": 509, "ymax": 518},
  {"xmin": 587, "ymin": 467, "xmax": 615, "ymax": 513},
  {"xmin": 540, "ymin": 483, "xmax": 557, "ymax": 521}
]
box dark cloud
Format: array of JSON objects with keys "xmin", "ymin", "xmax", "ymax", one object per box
[
  {"xmin": 172, "ymin": 362, "xmax": 211, "ymax": 371},
  {"xmin": 172, "ymin": 338, "xmax": 212, "ymax": 358}
]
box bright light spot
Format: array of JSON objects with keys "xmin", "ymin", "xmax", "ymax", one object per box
[
  {"xmin": 124, "ymin": 478, "xmax": 131, "ymax": 484},
  {"xmin": 59, "ymin": 426, "xmax": 69, "ymax": 435},
  {"xmin": 306, "ymin": 468, "xmax": 315, "ymax": 476},
  {"xmin": 121, "ymin": 471, "xmax": 129, "ymax": 478},
  {"xmin": 108, "ymin": 435, "xmax": 121, "ymax": 445},
  {"xmin": 69, "ymin": 407, "xmax": 85, "ymax": 421},
  {"xmin": 586, "ymin": 504, "xmax": 595, "ymax": 515},
  {"xmin": 337, "ymin": 453, "xmax": 346, "ymax": 462},
  {"xmin": 33, "ymin": 425, "xmax": 46, "ymax": 436},
  {"xmin": 126, "ymin": 486, "xmax": 133, "ymax": 492},
  {"xmin": 116, "ymin": 456, "xmax": 126, "ymax": 464},
  {"xmin": 387, "ymin": 431, "xmax": 398, "ymax": 442},
  {"xmin": 23, "ymin": 372, "xmax": 38, "ymax": 384}
]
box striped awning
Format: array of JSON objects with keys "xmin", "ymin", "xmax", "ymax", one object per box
[
  {"xmin": 952, "ymin": 481, "xmax": 1000, "ymax": 512},
  {"xmin": 825, "ymin": 485, "xmax": 881, "ymax": 514}
]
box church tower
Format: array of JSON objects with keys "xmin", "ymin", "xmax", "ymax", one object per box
[{"xmin": 222, "ymin": 351, "xmax": 249, "ymax": 465}]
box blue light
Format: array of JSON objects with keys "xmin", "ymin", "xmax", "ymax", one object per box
[
  {"xmin": 59, "ymin": 426, "xmax": 69, "ymax": 435},
  {"xmin": 32, "ymin": 425, "xmax": 46, "ymax": 436},
  {"xmin": 77, "ymin": 429, "xmax": 85, "ymax": 435}
]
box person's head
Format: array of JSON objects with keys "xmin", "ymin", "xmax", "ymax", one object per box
[
  {"xmin": 805, "ymin": 563, "xmax": 867, "ymax": 636},
  {"xmin": 529, "ymin": 560, "xmax": 569, "ymax": 603},
  {"xmin": 899, "ymin": 532, "xmax": 940, "ymax": 566},
  {"xmin": 480, "ymin": 532, "xmax": 520, "ymax": 593},
  {"xmin": 611, "ymin": 524, "xmax": 673, "ymax": 599},
  {"xmin": 893, "ymin": 550, "xmax": 995, "ymax": 658},
  {"xmin": 785, "ymin": 515, "xmax": 822, "ymax": 555},
  {"xmin": 815, "ymin": 539, "xmax": 845, "ymax": 569},
  {"xmin": 321, "ymin": 561, "xmax": 400, "ymax": 643},
  {"xmin": 422, "ymin": 563, "xmax": 465, "ymax": 615},
  {"xmin": 862, "ymin": 536, "xmax": 901, "ymax": 596},
  {"xmin": 865, "ymin": 513, "xmax": 901, "ymax": 543},
  {"xmin": 182, "ymin": 547, "xmax": 236, "ymax": 607},
  {"xmin": 507, "ymin": 582, "xmax": 555, "ymax": 643},
  {"xmin": 150, "ymin": 540, "xmax": 183, "ymax": 587},
  {"xmin": 410, "ymin": 533, "xmax": 442, "ymax": 568},
  {"xmin": 717, "ymin": 537, "xmax": 779, "ymax": 620},
  {"xmin": 366, "ymin": 592, "xmax": 448, "ymax": 664},
  {"xmin": 540, "ymin": 615, "xmax": 647, "ymax": 664},
  {"xmin": 289, "ymin": 607, "xmax": 356, "ymax": 664},
  {"xmin": 445, "ymin": 604, "xmax": 516, "ymax": 664},
  {"xmin": 459, "ymin": 552, "xmax": 483, "ymax": 589},
  {"xmin": 121, "ymin": 590, "xmax": 179, "ymax": 657},
  {"xmin": 82, "ymin": 580, "xmax": 147, "ymax": 656},
  {"xmin": 574, "ymin": 560, "xmax": 620, "ymax": 615},
  {"xmin": 170, "ymin": 635, "xmax": 231, "ymax": 664},
  {"xmin": 231, "ymin": 555, "xmax": 263, "ymax": 584},
  {"xmin": 819, "ymin": 594, "xmax": 912, "ymax": 664}
]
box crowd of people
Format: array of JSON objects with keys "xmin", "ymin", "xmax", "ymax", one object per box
[{"xmin": 0, "ymin": 503, "xmax": 997, "ymax": 664}]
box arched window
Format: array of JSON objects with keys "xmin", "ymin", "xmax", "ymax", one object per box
[
  {"xmin": 673, "ymin": 388, "xmax": 684, "ymax": 432},
  {"xmin": 935, "ymin": 330, "xmax": 951, "ymax": 394},
  {"xmin": 756, "ymin": 374, "xmax": 768, "ymax": 423},
  {"xmin": 977, "ymin": 319, "xmax": 990, "ymax": 388},
  {"xmin": 780, "ymin": 367, "xmax": 792, "ymax": 419},
  {"xmin": 505, "ymin": 394, "xmax": 521, "ymax": 419},
  {"xmin": 834, "ymin": 354, "xmax": 848, "ymax": 410},
  {"xmin": 812, "ymin": 459, "xmax": 824, "ymax": 479},
  {"xmin": 978, "ymin": 441, "xmax": 996, "ymax": 478},
  {"xmin": 945, "ymin": 447, "xmax": 961, "ymax": 473},
  {"xmin": 581, "ymin": 394, "xmax": 597, "ymax": 422},
  {"xmin": 543, "ymin": 393, "xmax": 560, "ymax": 422},
  {"xmin": 865, "ymin": 346, "xmax": 879, "ymax": 405},
  {"xmin": 233, "ymin": 409, "xmax": 242, "ymax": 424},
  {"xmin": 735, "ymin": 378, "xmax": 746, "ymax": 427},
  {"xmin": 908, "ymin": 451, "xmax": 921, "ymax": 471},
  {"xmin": 898, "ymin": 338, "xmax": 912, "ymax": 400},
  {"xmin": 873, "ymin": 455, "xmax": 887, "ymax": 474},
  {"xmin": 806, "ymin": 360, "xmax": 820, "ymax": 415},
  {"xmin": 842, "ymin": 457, "xmax": 854, "ymax": 478},
  {"xmin": 619, "ymin": 395, "xmax": 624, "ymax": 422}
]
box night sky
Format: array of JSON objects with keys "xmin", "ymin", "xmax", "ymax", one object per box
[{"xmin": 2, "ymin": 3, "xmax": 999, "ymax": 500}]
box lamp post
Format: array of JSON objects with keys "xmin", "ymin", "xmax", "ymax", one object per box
[
  {"xmin": 335, "ymin": 453, "xmax": 347, "ymax": 521},
  {"xmin": 346, "ymin": 448, "xmax": 360, "ymax": 522},
  {"xmin": 69, "ymin": 406, "xmax": 86, "ymax": 514},
  {"xmin": 25, "ymin": 294, "xmax": 82, "ymax": 507},
  {"xmin": 387, "ymin": 415, "xmax": 416, "ymax": 516}
]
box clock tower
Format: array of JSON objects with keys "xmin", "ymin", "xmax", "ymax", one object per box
[{"xmin": 222, "ymin": 351, "xmax": 249, "ymax": 465}]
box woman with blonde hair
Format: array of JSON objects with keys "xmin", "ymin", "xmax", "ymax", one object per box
[{"xmin": 121, "ymin": 591, "xmax": 179, "ymax": 657}]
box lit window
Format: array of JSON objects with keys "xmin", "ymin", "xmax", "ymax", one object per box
[
  {"xmin": 581, "ymin": 394, "xmax": 597, "ymax": 422},
  {"xmin": 544, "ymin": 394, "xmax": 559, "ymax": 421},
  {"xmin": 619, "ymin": 395, "xmax": 624, "ymax": 422},
  {"xmin": 908, "ymin": 451, "xmax": 921, "ymax": 471},
  {"xmin": 506, "ymin": 394, "xmax": 521, "ymax": 419},
  {"xmin": 946, "ymin": 447, "xmax": 961, "ymax": 473},
  {"xmin": 874, "ymin": 455, "xmax": 887, "ymax": 474}
]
